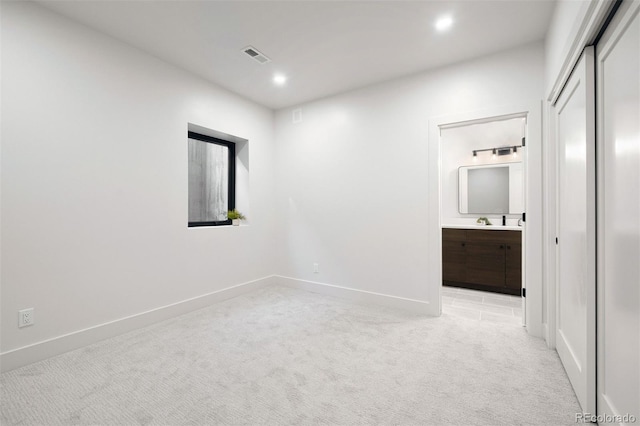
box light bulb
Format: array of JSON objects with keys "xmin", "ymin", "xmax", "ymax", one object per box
[
  {"xmin": 435, "ymin": 15, "xmax": 454, "ymax": 32},
  {"xmin": 273, "ymin": 74, "xmax": 287, "ymax": 86}
]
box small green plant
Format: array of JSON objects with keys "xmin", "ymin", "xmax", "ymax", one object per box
[
  {"xmin": 227, "ymin": 209, "xmax": 246, "ymax": 220},
  {"xmin": 476, "ymin": 217, "xmax": 492, "ymax": 225}
]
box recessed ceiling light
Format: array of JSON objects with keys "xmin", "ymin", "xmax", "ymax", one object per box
[
  {"xmin": 435, "ymin": 15, "xmax": 453, "ymax": 32},
  {"xmin": 273, "ymin": 74, "xmax": 287, "ymax": 86}
]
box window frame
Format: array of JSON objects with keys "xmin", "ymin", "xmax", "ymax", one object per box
[{"xmin": 187, "ymin": 131, "xmax": 236, "ymax": 227}]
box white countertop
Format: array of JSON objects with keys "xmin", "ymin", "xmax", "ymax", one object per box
[{"xmin": 442, "ymin": 224, "xmax": 523, "ymax": 231}]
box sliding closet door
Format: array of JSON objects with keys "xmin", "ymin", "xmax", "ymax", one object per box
[
  {"xmin": 596, "ymin": 0, "xmax": 640, "ymax": 422},
  {"xmin": 553, "ymin": 46, "xmax": 596, "ymax": 414}
]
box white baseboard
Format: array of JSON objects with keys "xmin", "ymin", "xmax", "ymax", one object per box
[
  {"xmin": 1, "ymin": 275, "xmax": 433, "ymax": 372},
  {"xmin": 275, "ymin": 276, "xmax": 433, "ymax": 315},
  {"xmin": 0, "ymin": 276, "xmax": 278, "ymax": 372}
]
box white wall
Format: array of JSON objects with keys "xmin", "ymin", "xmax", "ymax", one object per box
[
  {"xmin": 1, "ymin": 2, "xmax": 276, "ymax": 357},
  {"xmin": 544, "ymin": 0, "xmax": 614, "ymax": 100},
  {"xmin": 274, "ymin": 42, "xmax": 544, "ymax": 307},
  {"xmin": 441, "ymin": 118, "xmax": 525, "ymax": 225},
  {"xmin": 544, "ymin": 0, "xmax": 592, "ymax": 96}
]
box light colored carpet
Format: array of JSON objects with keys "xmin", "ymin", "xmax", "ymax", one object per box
[{"xmin": 1, "ymin": 285, "xmax": 580, "ymax": 425}]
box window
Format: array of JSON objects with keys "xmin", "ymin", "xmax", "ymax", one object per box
[{"xmin": 188, "ymin": 131, "xmax": 235, "ymax": 227}]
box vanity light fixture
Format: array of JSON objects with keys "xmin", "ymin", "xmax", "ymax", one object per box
[{"xmin": 471, "ymin": 144, "xmax": 524, "ymax": 160}]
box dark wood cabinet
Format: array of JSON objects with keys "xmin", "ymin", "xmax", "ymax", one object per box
[
  {"xmin": 442, "ymin": 228, "xmax": 522, "ymax": 295},
  {"xmin": 442, "ymin": 229, "xmax": 467, "ymax": 283},
  {"xmin": 505, "ymin": 242, "xmax": 522, "ymax": 291}
]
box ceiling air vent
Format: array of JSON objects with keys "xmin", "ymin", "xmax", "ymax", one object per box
[{"xmin": 242, "ymin": 46, "xmax": 271, "ymax": 64}]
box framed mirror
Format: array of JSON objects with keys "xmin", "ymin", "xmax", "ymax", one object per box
[{"xmin": 459, "ymin": 163, "xmax": 523, "ymax": 214}]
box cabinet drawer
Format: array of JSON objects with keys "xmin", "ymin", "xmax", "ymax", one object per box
[
  {"xmin": 442, "ymin": 228, "xmax": 467, "ymax": 242},
  {"xmin": 466, "ymin": 229, "xmax": 521, "ymax": 244}
]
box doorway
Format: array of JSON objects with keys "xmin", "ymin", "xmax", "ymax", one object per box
[
  {"xmin": 427, "ymin": 102, "xmax": 544, "ymax": 337},
  {"xmin": 440, "ymin": 116, "xmax": 526, "ymax": 325}
]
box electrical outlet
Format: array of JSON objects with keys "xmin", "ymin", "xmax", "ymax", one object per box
[
  {"xmin": 18, "ymin": 308, "xmax": 34, "ymax": 328},
  {"xmin": 313, "ymin": 263, "xmax": 319, "ymax": 273}
]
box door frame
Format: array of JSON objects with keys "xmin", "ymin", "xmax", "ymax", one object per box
[{"xmin": 428, "ymin": 101, "xmax": 543, "ymax": 337}]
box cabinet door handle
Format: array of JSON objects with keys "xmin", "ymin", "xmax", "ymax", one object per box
[
  {"xmin": 461, "ymin": 243, "xmax": 465, "ymax": 247},
  {"xmin": 507, "ymin": 245, "xmax": 511, "ymax": 249},
  {"xmin": 500, "ymin": 245, "xmax": 504, "ymax": 249}
]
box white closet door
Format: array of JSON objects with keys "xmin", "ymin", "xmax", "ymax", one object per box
[
  {"xmin": 554, "ymin": 46, "xmax": 597, "ymax": 414},
  {"xmin": 596, "ymin": 0, "xmax": 640, "ymax": 422}
]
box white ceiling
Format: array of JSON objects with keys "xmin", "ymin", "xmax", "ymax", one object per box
[{"xmin": 38, "ymin": 0, "xmax": 556, "ymax": 110}]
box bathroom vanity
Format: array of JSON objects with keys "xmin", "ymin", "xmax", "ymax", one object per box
[{"xmin": 442, "ymin": 226, "xmax": 522, "ymax": 296}]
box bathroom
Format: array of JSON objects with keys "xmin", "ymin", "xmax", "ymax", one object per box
[{"xmin": 440, "ymin": 116, "xmax": 526, "ymax": 324}]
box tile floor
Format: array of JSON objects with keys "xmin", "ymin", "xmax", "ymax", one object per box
[{"xmin": 442, "ymin": 285, "xmax": 523, "ymax": 326}]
